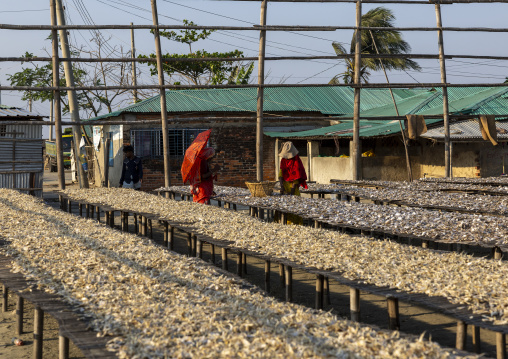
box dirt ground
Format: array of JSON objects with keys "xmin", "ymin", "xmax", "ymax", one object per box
[{"xmin": 0, "ymin": 170, "xmax": 499, "ymax": 358}]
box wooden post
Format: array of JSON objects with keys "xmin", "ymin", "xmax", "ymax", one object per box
[
  {"xmin": 104, "ymin": 138, "xmax": 110, "ymax": 187},
  {"xmin": 143, "ymin": 216, "xmax": 148, "ymax": 237},
  {"xmin": 221, "ymin": 248, "xmax": 228, "ymax": 270},
  {"xmin": 259, "ymin": 208, "xmax": 265, "ymax": 220},
  {"xmin": 163, "ymin": 221, "xmax": 168, "ymax": 246},
  {"xmin": 351, "ymin": 0, "xmax": 362, "ymax": 180},
  {"xmin": 134, "ymin": 214, "xmax": 138, "ymax": 234},
  {"xmin": 55, "ymin": 0, "xmax": 88, "ymax": 188},
  {"xmin": 285, "ymin": 266, "xmax": 292, "ymax": 302},
  {"xmin": 471, "ymin": 325, "xmax": 481, "ymax": 353},
  {"xmin": 130, "ymin": 22, "xmax": 138, "ymax": 104},
  {"xmin": 350, "ymin": 288, "xmax": 360, "ymax": 322},
  {"xmin": 105, "ymin": 211, "xmax": 110, "ymax": 227},
  {"xmin": 316, "ymin": 274, "xmax": 324, "ymax": 310},
  {"xmin": 192, "ymin": 235, "xmax": 197, "ymax": 257},
  {"xmin": 233, "ymin": 204, "xmax": 237, "ymax": 211},
  {"xmin": 90, "ymin": 205, "xmax": 94, "ymax": 218},
  {"xmin": 187, "ymin": 233, "xmax": 192, "ymax": 256},
  {"xmin": 494, "ymin": 247, "xmax": 503, "ymax": 260},
  {"xmin": 33, "ymin": 306, "xmax": 44, "ymax": 359},
  {"xmin": 237, "ymin": 252, "xmax": 243, "ymax": 277},
  {"xmin": 150, "ymin": 0, "xmax": 171, "ymax": 187},
  {"xmin": 196, "ymin": 239, "xmax": 203, "ymax": 259},
  {"xmin": 16, "ymin": 296, "xmax": 23, "ymax": 335},
  {"xmin": 324, "ymin": 277, "xmax": 331, "ymax": 306},
  {"xmin": 148, "ymin": 219, "xmax": 153, "ymax": 239},
  {"xmin": 456, "ymin": 321, "xmax": 467, "ymax": 350},
  {"xmin": 50, "ymin": 0, "xmax": 65, "ymax": 190},
  {"xmin": 2, "ymin": 285, "xmax": 7, "ymax": 312},
  {"xmin": 211, "ymin": 244, "xmax": 215, "ymax": 264},
  {"xmin": 497, "ymin": 333, "xmax": 506, "ymax": 359},
  {"xmin": 279, "ymin": 264, "xmax": 285, "ymax": 287},
  {"xmin": 264, "ymin": 260, "xmax": 270, "ymax": 293},
  {"xmin": 256, "ymin": 0, "xmax": 268, "ymax": 181},
  {"xmin": 59, "ymin": 333, "xmax": 69, "ymax": 359},
  {"xmin": 387, "ymin": 296, "xmax": 400, "ymax": 330},
  {"xmin": 78, "ymin": 203, "xmax": 82, "ymax": 216},
  {"xmin": 435, "ymin": 3, "xmax": 451, "ymax": 177},
  {"xmin": 243, "ymin": 253, "xmax": 247, "ymax": 274},
  {"xmin": 96, "ymin": 207, "xmax": 100, "ymax": 222}
]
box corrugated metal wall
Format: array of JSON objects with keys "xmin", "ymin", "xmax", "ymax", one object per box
[{"xmin": 0, "ymin": 122, "xmax": 44, "ymax": 197}]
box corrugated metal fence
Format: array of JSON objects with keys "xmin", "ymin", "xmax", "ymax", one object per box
[{"xmin": 0, "ymin": 122, "xmax": 44, "ymax": 197}]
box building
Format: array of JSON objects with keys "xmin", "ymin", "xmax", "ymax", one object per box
[
  {"xmin": 267, "ymin": 87, "xmax": 508, "ymax": 181},
  {"xmin": 86, "ymin": 87, "xmax": 417, "ymax": 190},
  {"xmin": 0, "ymin": 105, "xmax": 45, "ymax": 196}
]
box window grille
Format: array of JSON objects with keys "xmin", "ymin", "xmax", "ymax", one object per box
[{"xmin": 131, "ymin": 128, "xmax": 208, "ymax": 158}]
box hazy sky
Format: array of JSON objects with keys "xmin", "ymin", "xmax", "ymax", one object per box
[{"xmin": 1, "ymin": 0, "xmax": 507, "ymax": 137}]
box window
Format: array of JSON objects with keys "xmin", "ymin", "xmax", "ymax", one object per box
[
  {"xmin": 131, "ymin": 128, "xmax": 208, "ymax": 158},
  {"xmin": 0, "ymin": 124, "xmax": 6, "ymax": 137}
]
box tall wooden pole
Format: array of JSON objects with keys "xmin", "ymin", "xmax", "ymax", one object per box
[
  {"xmin": 369, "ymin": 30, "xmax": 412, "ymax": 182},
  {"xmin": 50, "ymin": 0, "xmax": 65, "ymax": 190},
  {"xmin": 131, "ymin": 22, "xmax": 138, "ymax": 104},
  {"xmin": 256, "ymin": 0, "xmax": 268, "ymax": 182},
  {"xmin": 151, "ymin": 0, "xmax": 171, "ymax": 188},
  {"xmin": 435, "ymin": 3, "xmax": 451, "ymax": 177},
  {"xmin": 49, "ymin": 99, "xmax": 54, "ymax": 142},
  {"xmin": 352, "ymin": 0, "xmax": 362, "ymax": 180},
  {"xmin": 55, "ymin": 0, "xmax": 88, "ymax": 188}
]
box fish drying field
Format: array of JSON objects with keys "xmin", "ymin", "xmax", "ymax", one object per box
[
  {"xmin": 159, "ymin": 185, "xmax": 508, "ymax": 249},
  {"xmin": 62, "ymin": 187, "xmax": 508, "ymax": 329},
  {"xmin": 0, "ymin": 189, "xmax": 477, "ymax": 358}
]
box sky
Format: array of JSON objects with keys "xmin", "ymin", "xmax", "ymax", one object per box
[{"xmin": 0, "ymin": 0, "xmax": 507, "ymax": 138}]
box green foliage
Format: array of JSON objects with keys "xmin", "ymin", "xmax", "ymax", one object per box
[
  {"xmin": 142, "ymin": 19, "xmax": 253, "ymax": 86},
  {"xmin": 331, "ymin": 7, "xmax": 421, "ymax": 84},
  {"xmin": 8, "ymin": 52, "xmax": 88, "ymax": 114}
]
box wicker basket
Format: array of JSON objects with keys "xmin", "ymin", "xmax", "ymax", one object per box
[{"xmin": 245, "ymin": 181, "xmax": 277, "ymax": 197}]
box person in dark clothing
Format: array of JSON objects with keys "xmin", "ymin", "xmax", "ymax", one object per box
[{"xmin": 119, "ymin": 145, "xmax": 143, "ymax": 190}]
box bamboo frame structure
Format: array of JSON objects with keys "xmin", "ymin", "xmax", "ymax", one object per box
[{"xmin": 0, "ymin": 0, "xmax": 506, "ymax": 184}]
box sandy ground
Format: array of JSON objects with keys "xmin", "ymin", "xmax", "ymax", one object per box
[{"xmin": 0, "ymin": 169, "xmax": 500, "ymax": 358}]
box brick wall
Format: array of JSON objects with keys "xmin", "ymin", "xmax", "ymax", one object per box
[{"xmin": 137, "ymin": 129, "xmax": 276, "ymax": 191}]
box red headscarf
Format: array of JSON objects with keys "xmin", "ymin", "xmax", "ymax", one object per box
[{"xmin": 280, "ymin": 155, "xmax": 308, "ymax": 189}]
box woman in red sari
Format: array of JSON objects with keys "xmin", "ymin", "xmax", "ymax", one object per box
[
  {"xmin": 279, "ymin": 141, "xmax": 308, "ymax": 196},
  {"xmin": 191, "ymin": 147, "xmax": 220, "ymax": 204}
]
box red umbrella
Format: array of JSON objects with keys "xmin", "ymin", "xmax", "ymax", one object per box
[{"xmin": 181, "ymin": 129, "xmax": 212, "ymax": 184}]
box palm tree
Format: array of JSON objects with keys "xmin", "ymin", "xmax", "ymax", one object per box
[{"xmin": 330, "ymin": 7, "xmax": 421, "ymax": 84}]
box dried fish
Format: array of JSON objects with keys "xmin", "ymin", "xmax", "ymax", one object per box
[
  {"xmin": 60, "ymin": 188, "xmax": 508, "ymax": 328},
  {"xmin": 0, "ymin": 189, "xmax": 473, "ymax": 358}
]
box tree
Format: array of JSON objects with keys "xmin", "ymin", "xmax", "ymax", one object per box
[
  {"xmin": 8, "ymin": 34, "xmax": 135, "ymax": 119},
  {"xmin": 140, "ymin": 20, "xmax": 254, "ymax": 86},
  {"xmin": 330, "ymin": 7, "xmax": 421, "ymax": 84}
]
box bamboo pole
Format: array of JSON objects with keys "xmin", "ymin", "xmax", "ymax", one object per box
[
  {"xmin": 33, "ymin": 307, "xmax": 44, "ymax": 359},
  {"xmin": 131, "ymin": 22, "xmax": 138, "ymax": 103},
  {"xmin": 256, "ymin": 0, "xmax": 268, "ymax": 182},
  {"xmin": 352, "ymin": 0, "xmax": 362, "ymax": 180},
  {"xmin": 435, "ymin": 3, "xmax": 451, "ymax": 178},
  {"xmin": 50, "ymin": 0, "xmax": 65, "ymax": 190},
  {"xmin": 265, "ymin": 260, "xmax": 271, "ymax": 293},
  {"xmin": 59, "ymin": 333, "xmax": 69, "ymax": 359},
  {"xmin": 55, "ymin": 0, "xmax": 88, "ymax": 189},
  {"xmin": 456, "ymin": 321, "xmax": 467, "ymax": 350},
  {"xmin": 16, "ymin": 296, "xmax": 23, "ymax": 335},
  {"xmin": 316, "ymin": 274, "xmax": 324, "ymax": 310},
  {"xmin": 369, "ymin": 30, "xmax": 412, "ymax": 182},
  {"xmin": 350, "ymin": 288, "xmax": 360, "ymax": 322},
  {"xmin": 1, "ymin": 285, "xmax": 7, "ymax": 312},
  {"xmin": 150, "ymin": 0, "xmax": 171, "ymax": 188}
]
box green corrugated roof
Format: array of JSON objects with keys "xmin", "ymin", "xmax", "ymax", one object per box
[
  {"xmin": 264, "ymin": 118, "xmax": 443, "ymax": 139},
  {"xmin": 350, "ymin": 87, "xmax": 508, "ymax": 118},
  {"xmin": 85, "ymin": 87, "xmax": 425, "ymax": 122}
]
